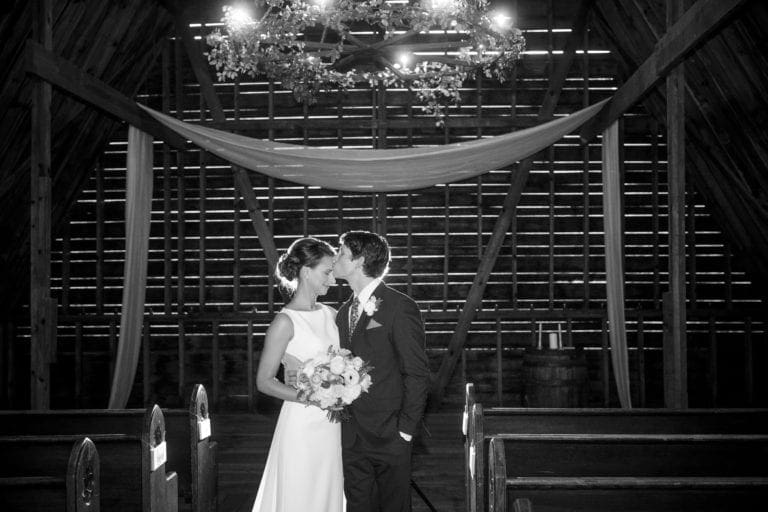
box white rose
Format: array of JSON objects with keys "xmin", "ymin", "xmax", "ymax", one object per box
[
  {"xmin": 329, "ymin": 356, "xmax": 346, "ymax": 375},
  {"xmin": 319, "ymin": 395, "xmax": 337, "ymax": 409},
  {"xmin": 363, "ymin": 296, "xmax": 378, "ymax": 316},
  {"xmin": 359, "ymin": 373, "xmax": 372, "ymax": 392},
  {"xmin": 351, "ymin": 356, "xmax": 364, "ymax": 371},
  {"xmin": 341, "ymin": 384, "xmax": 362, "ymax": 404},
  {"xmin": 331, "ymin": 384, "xmax": 345, "ymax": 399},
  {"xmin": 342, "ymin": 368, "xmax": 360, "ymax": 386},
  {"xmin": 338, "ymin": 348, "xmax": 351, "ymax": 356}
]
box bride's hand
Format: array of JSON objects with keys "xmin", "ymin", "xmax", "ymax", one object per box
[{"xmin": 282, "ymin": 353, "xmax": 303, "ymax": 388}]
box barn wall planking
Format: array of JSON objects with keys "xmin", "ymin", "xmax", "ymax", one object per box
[{"xmin": 5, "ymin": 0, "xmax": 766, "ymax": 410}]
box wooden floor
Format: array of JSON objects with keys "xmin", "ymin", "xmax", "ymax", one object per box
[{"xmin": 213, "ymin": 410, "xmax": 465, "ymax": 512}]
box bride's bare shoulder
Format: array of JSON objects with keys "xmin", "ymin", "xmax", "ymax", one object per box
[{"xmin": 267, "ymin": 312, "xmax": 293, "ymax": 336}]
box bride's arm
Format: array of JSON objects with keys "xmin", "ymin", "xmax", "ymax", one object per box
[{"xmin": 256, "ymin": 313, "xmax": 303, "ymax": 403}]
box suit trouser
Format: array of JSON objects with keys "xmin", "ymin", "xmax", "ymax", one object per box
[{"xmin": 343, "ymin": 436, "xmax": 413, "ymax": 512}]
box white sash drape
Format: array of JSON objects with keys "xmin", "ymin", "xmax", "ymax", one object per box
[
  {"xmin": 140, "ymin": 99, "xmax": 608, "ymax": 192},
  {"xmin": 601, "ymin": 121, "xmax": 632, "ymax": 408},
  {"xmin": 108, "ymin": 126, "xmax": 154, "ymax": 409}
]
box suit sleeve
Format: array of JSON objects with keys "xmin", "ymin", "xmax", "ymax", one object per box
[{"xmin": 391, "ymin": 295, "xmax": 430, "ymax": 436}]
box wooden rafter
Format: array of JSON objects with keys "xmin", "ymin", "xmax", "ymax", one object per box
[
  {"xmin": 430, "ymin": 0, "xmax": 595, "ymax": 406},
  {"xmin": 26, "ymin": 41, "xmax": 187, "ymax": 149},
  {"xmin": 579, "ymin": 0, "xmax": 750, "ymax": 143}
]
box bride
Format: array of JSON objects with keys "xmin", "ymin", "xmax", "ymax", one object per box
[{"xmin": 252, "ymin": 237, "xmax": 344, "ymax": 512}]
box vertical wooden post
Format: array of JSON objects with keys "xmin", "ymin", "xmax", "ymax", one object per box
[
  {"xmin": 162, "ymin": 40, "xmax": 173, "ymax": 316},
  {"xmin": 443, "ymin": 186, "xmax": 450, "ymax": 310},
  {"xmin": 581, "ymin": 14, "xmax": 591, "ymax": 308},
  {"xmin": 495, "ymin": 314, "xmax": 502, "ymax": 406},
  {"xmin": 212, "ymin": 320, "xmax": 220, "ymax": 409},
  {"xmin": 178, "ymin": 319, "xmax": 186, "ymax": 404},
  {"xmin": 664, "ymin": 0, "xmax": 688, "ymax": 409},
  {"xmin": 30, "ymin": 0, "xmax": 53, "ymax": 410},
  {"xmin": 744, "ymin": 317, "xmax": 753, "ymax": 405},
  {"xmin": 74, "ymin": 321, "xmax": 83, "ymax": 407},
  {"xmin": 637, "ymin": 313, "xmax": 646, "ymax": 407},
  {"xmin": 247, "ymin": 319, "xmax": 254, "ymax": 412},
  {"xmin": 198, "ymin": 95, "xmax": 208, "ymax": 308},
  {"xmin": 95, "ymin": 162, "xmax": 105, "ymax": 314},
  {"xmin": 601, "ymin": 317, "xmax": 610, "ymax": 407},
  {"xmin": 708, "ymin": 317, "xmax": 717, "ymax": 406},
  {"xmin": 142, "ymin": 318, "xmax": 151, "ymax": 406}
]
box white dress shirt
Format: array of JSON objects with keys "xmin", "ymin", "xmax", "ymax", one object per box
[{"xmin": 350, "ymin": 278, "xmax": 381, "ymax": 330}]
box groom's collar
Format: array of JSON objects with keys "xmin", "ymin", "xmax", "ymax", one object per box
[{"xmin": 355, "ymin": 278, "xmax": 382, "ymax": 307}]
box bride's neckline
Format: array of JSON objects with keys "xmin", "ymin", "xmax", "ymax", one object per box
[{"xmin": 284, "ymin": 304, "xmax": 323, "ymax": 312}]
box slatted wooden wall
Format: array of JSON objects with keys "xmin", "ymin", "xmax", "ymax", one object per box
[{"xmin": 5, "ymin": 0, "xmax": 765, "ymax": 410}]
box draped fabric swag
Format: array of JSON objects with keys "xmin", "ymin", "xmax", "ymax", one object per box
[
  {"xmin": 601, "ymin": 121, "xmax": 632, "ymax": 408},
  {"xmin": 110, "ymin": 99, "xmax": 633, "ymax": 407},
  {"xmin": 140, "ymin": 100, "xmax": 608, "ymax": 192},
  {"xmin": 108, "ymin": 127, "xmax": 154, "ymax": 409}
]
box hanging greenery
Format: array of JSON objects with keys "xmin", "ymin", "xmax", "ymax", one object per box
[{"xmin": 206, "ymin": 0, "xmax": 525, "ymax": 125}]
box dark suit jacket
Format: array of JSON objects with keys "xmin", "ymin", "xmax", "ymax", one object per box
[{"xmin": 337, "ymin": 282, "xmax": 429, "ymax": 452}]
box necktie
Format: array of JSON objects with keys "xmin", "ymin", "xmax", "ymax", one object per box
[{"xmin": 349, "ymin": 297, "xmax": 360, "ymax": 338}]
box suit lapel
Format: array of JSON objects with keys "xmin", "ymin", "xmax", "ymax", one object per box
[
  {"xmin": 339, "ymin": 293, "xmax": 354, "ymax": 347},
  {"xmin": 351, "ymin": 282, "xmax": 387, "ymax": 341}
]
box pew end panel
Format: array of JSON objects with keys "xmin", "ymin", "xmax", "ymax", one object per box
[
  {"xmin": 190, "ymin": 383, "xmax": 218, "ymax": 512},
  {"xmin": 143, "ymin": 404, "xmax": 179, "ymax": 512},
  {"xmin": 0, "ymin": 436, "xmax": 101, "ymax": 512},
  {"xmin": 67, "ymin": 437, "xmax": 101, "ymax": 512}
]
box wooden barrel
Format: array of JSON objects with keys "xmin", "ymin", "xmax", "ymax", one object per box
[{"xmin": 522, "ymin": 349, "xmax": 588, "ymax": 407}]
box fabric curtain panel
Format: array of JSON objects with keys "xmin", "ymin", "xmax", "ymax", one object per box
[
  {"xmin": 108, "ymin": 127, "xmax": 154, "ymax": 409},
  {"xmin": 140, "ymin": 99, "xmax": 607, "ymax": 192},
  {"xmin": 601, "ymin": 121, "xmax": 632, "ymax": 409}
]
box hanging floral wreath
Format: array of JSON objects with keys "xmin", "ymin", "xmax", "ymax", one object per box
[{"xmin": 206, "ymin": 0, "xmax": 525, "ymax": 125}]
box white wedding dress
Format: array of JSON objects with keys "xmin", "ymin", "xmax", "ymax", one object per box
[{"xmin": 252, "ymin": 304, "xmax": 345, "ymax": 512}]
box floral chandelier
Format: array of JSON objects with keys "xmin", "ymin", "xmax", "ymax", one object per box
[{"xmin": 206, "ymin": 0, "xmax": 525, "ymax": 125}]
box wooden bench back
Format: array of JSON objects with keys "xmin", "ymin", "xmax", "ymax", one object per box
[
  {"xmin": 488, "ymin": 436, "xmax": 768, "ymax": 512},
  {"xmin": 0, "ymin": 405, "xmax": 177, "ymax": 512},
  {"xmin": 0, "ymin": 384, "xmax": 216, "ymax": 512},
  {"xmin": 0, "ymin": 437, "xmax": 100, "ymax": 512},
  {"xmin": 464, "ymin": 382, "xmax": 768, "ymax": 512}
]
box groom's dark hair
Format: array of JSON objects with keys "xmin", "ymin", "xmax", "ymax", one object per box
[{"xmin": 340, "ymin": 230, "xmax": 390, "ymax": 279}]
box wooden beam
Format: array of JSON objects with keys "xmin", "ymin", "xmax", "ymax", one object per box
[
  {"xmin": 174, "ymin": 8, "xmax": 279, "ymax": 272},
  {"xmin": 30, "ymin": 0, "xmax": 54, "ymax": 410},
  {"xmin": 579, "ymin": 0, "xmax": 749, "ymax": 143},
  {"xmin": 234, "ymin": 169, "xmax": 279, "ymax": 269},
  {"xmin": 26, "ymin": 40, "xmax": 187, "ymax": 149},
  {"xmin": 664, "ymin": 0, "xmax": 688, "ymax": 409},
  {"xmin": 431, "ymin": 0, "xmax": 595, "ymax": 406}
]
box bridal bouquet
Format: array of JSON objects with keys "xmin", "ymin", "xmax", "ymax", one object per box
[{"xmin": 296, "ymin": 346, "xmax": 373, "ymax": 422}]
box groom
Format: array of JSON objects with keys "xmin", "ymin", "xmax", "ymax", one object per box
[{"xmin": 332, "ymin": 230, "xmax": 430, "ymax": 512}]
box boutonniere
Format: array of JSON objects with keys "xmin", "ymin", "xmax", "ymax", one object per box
[{"xmin": 363, "ymin": 296, "xmax": 382, "ymax": 317}]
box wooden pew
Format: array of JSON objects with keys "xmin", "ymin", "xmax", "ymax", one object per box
[
  {"xmin": 0, "ymin": 437, "xmax": 100, "ymax": 512},
  {"xmin": 488, "ymin": 434, "xmax": 768, "ymax": 512},
  {"xmin": 464, "ymin": 382, "xmax": 768, "ymax": 512},
  {"xmin": 0, "ymin": 384, "xmax": 217, "ymax": 512},
  {"xmin": 0, "ymin": 405, "xmax": 178, "ymax": 512}
]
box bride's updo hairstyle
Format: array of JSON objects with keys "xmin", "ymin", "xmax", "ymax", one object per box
[{"xmin": 276, "ymin": 237, "xmax": 336, "ymax": 295}]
